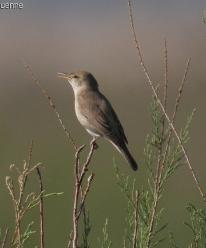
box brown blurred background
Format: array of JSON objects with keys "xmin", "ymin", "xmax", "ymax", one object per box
[{"xmin": 0, "ymin": 0, "xmax": 206, "ymax": 247}]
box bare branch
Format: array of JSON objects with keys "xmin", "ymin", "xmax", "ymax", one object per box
[
  {"xmin": 77, "ymin": 173, "xmax": 95, "ymax": 219},
  {"xmin": 127, "ymin": 0, "xmax": 205, "ymax": 202},
  {"xmin": 22, "ymin": 61, "xmax": 77, "ymax": 150},
  {"xmin": 36, "ymin": 167, "xmax": 45, "ymax": 248},
  {"xmin": 72, "ymin": 141, "xmax": 97, "ymax": 248},
  {"xmin": 173, "ymin": 58, "xmax": 191, "ymax": 122},
  {"xmin": 163, "ymin": 39, "xmax": 168, "ymax": 111},
  {"xmin": 67, "ymin": 231, "xmax": 73, "ymax": 248},
  {"xmin": 161, "ymin": 58, "xmax": 191, "ymax": 169},
  {"xmin": 18, "ymin": 140, "xmax": 34, "ymax": 208},
  {"xmin": 0, "ymin": 228, "xmax": 9, "ymax": 248},
  {"xmin": 79, "ymin": 142, "xmax": 97, "ymax": 185},
  {"xmin": 132, "ymin": 190, "xmax": 139, "ymax": 248}
]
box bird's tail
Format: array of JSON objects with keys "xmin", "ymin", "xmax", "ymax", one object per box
[{"xmin": 110, "ymin": 141, "xmax": 138, "ymax": 171}]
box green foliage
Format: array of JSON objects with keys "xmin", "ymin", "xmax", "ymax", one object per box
[
  {"xmin": 81, "ymin": 209, "xmax": 92, "ymax": 248},
  {"xmin": 1, "ymin": 145, "xmax": 63, "ymax": 248},
  {"xmin": 98, "ymin": 219, "xmax": 112, "ymax": 248},
  {"xmin": 21, "ymin": 222, "xmax": 36, "ymax": 246},
  {"xmin": 0, "ymin": 83, "xmax": 202, "ymax": 248},
  {"xmin": 185, "ymin": 204, "xmax": 206, "ymax": 247},
  {"xmin": 114, "ymin": 97, "xmax": 195, "ymax": 247},
  {"xmin": 114, "ymin": 165, "xmax": 138, "ymax": 246},
  {"xmin": 115, "ymin": 163, "xmax": 165, "ymax": 248},
  {"xmin": 169, "ymin": 232, "xmax": 179, "ymax": 248}
]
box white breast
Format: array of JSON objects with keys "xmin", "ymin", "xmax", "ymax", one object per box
[{"xmin": 74, "ymin": 99, "xmax": 88, "ymax": 126}]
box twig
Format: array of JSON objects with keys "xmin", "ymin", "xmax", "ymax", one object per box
[
  {"xmin": 0, "ymin": 228, "xmax": 9, "ymax": 248},
  {"xmin": 72, "ymin": 141, "xmax": 96, "ymax": 248},
  {"xmin": 36, "ymin": 167, "xmax": 45, "ymax": 248},
  {"xmin": 79, "ymin": 144, "xmax": 96, "ymax": 185},
  {"xmin": 161, "ymin": 58, "xmax": 191, "ymax": 170},
  {"xmin": 146, "ymin": 192, "xmax": 158, "ymax": 247},
  {"xmin": 72, "ymin": 147, "xmax": 82, "ymax": 248},
  {"xmin": 172, "ymin": 58, "xmax": 191, "ymax": 122},
  {"xmin": 18, "ymin": 140, "xmax": 34, "ymax": 210},
  {"xmin": 82, "ymin": 205, "xmax": 89, "ymax": 248},
  {"xmin": 71, "ymin": 144, "xmax": 86, "ymax": 248},
  {"xmin": 147, "ymin": 152, "xmax": 163, "ymax": 247},
  {"xmin": 22, "ymin": 60, "xmax": 77, "ymax": 150},
  {"xmin": 127, "ymin": 0, "xmax": 206, "ymax": 202},
  {"xmin": 77, "ymin": 173, "xmax": 95, "ymax": 219},
  {"xmin": 132, "ymin": 190, "xmax": 139, "ymax": 248},
  {"xmin": 14, "ymin": 141, "xmax": 34, "ymax": 247},
  {"xmin": 67, "ymin": 231, "xmax": 73, "ymax": 248},
  {"xmin": 163, "ymin": 39, "xmax": 168, "ymax": 111},
  {"xmin": 146, "ymin": 57, "xmax": 192, "ymax": 247},
  {"xmin": 160, "ymin": 38, "xmax": 169, "ymax": 141},
  {"xmin": 7, "ymin": 141, "xmax": 36, "ymax": 247}
]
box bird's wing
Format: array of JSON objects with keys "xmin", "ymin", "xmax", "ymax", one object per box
[{"xmin": 90, "ymin": 92, "xmax": 128, "ymax": 144}]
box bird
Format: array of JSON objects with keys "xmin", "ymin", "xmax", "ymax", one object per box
[{"xmin": 58, "ymin": 70, "xmax": 138, "ymax": 171}]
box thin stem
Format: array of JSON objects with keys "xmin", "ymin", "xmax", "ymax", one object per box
[
  {"xmin": 161, "ymin": 58, "xmax": 191, "ymax": 171},
  {"xmin": 72, "ymin": 146, "xmax": 83, "ymax": 248},
  {"xmin": 72, "ymin": 141, "xmax": 96, "ymax": 248},
  {"xmin": 146, "ymin": 139, "xmax": 164, "ymax": 247},
  {"xmin": 18, "ymin": 140, "xmax": 34, "ymax": 212},
  {"xmin": 67, "ymin": 231, "xmax": 73, "ymax": 248},
  {"xmin": 0, "ymin": 228, "xmax": 9, "ymax": 248},
  {"xmin": 77, "ymin": 173, "xmax": 95, "ymax": 219},
  {"xmin": 22, "ymin": 61, "xmax": 77, "ymax": 150},
  {"xmin": 79, "ymin": 141, "xmax": 97, "ymax": 185},
  {"xmin": 12, "ymin": 141, "xmax": 34, "ymax": 247},
  {"xmin": 146, "ymin": 57, "xmax": 192, "ymax": 247},
  {"xmin": 127, "ymin": 0, "xmax": 205, "ymax": 202},
  {"xmin": 82, "ymin": 206, "xmax": 89, "ymax": 248},
  {"xmin": 146, "ymin": 193, "xmax": 159, "ymax": 247},
  {"xmin": 36, "ymin": 167, "xmax": 45, "ymax": 248},
  {"xmin": 163, "ymin": 39, "xmax": 168, "ymax": 112},
  {"xmin": 132, "ymin": 191, "xmax": 139, "ymax": 248},
  {"xmin": 160, "ymin": 38, "xmax": 169, "ymax": 140}
]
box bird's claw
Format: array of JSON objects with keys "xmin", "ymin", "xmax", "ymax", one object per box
[
  {"xmin": 93, "ymin": 142, "xmax": 98, "ymax": 150},
  {"xmin": 90, "ymin": 138, "xmax": 98, "ymax": 149}
]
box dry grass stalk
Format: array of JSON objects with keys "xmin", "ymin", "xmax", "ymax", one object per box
[
  {"xmin": 67, "ymin": 231, "xmax": 73, "ymax": 248},
  {"xmin": 5, "ymin": 141, "xmax": 43, "ymax": 248},
  {"xmin": 0, "ymin": 228, "xmax": 9, "ymax": 248},
  {"xmin": 22, "ymin": 61, "xmax": 97, "ymax": 248},
  {"xmin": 72, "ymin": 141, "xmax": 96, "ymax": 248},
  {"xmin": 132, "ymin": 190, "xmax": 140, "ymax": 248},
  {"xmin": 36, "ymin": 167, "xmax": 45, "ymax": 248},
  {"xmin": 161, "ymin": 58, "xmax": 191, "ymax": 175},
  {"xmin": 22, "ymin": 61, "xmax": 77, "ymax": 150},
  {"xmin": 146, "ymin": 57, "xmax": 192, "ymax": 247},
  {"xmin": 163, "ymin": 39, "xmax": 168, "ymax": 112},
  {"xmin": 127, "ymin": 0, "xmax": 205, "ymax": 203}
]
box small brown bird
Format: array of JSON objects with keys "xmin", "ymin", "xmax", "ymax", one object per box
[{"xmin": 58, "ymin": 71, "xmax": 138, "ymax": 171}]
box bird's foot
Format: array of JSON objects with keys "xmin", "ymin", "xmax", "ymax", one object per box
[
  {"xmin": 90, "ymin": 137, "xmax": 99, "ymax": 149},
  {"xmin": 93, "ymin": 142, "xmax": 98, "ymax": 150}
]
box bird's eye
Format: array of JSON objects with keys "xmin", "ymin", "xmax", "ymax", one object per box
[{"xmin": 73, "ymin": 75, "xmax": 79, "ymax": 78}]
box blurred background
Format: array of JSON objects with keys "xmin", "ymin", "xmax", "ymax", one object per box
[{"xmin": 0, "ymin": 0, "xmax": 206, "ymax": 247}]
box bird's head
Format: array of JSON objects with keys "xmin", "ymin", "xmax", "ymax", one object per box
[{"xmin": 58, "ymin": 70, "xmax": 99, "ymax": 94}]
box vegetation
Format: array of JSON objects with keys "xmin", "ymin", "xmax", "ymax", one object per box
[{"xmin": 0, "ymin": 1, "xmax": 205, "ymax": 248}]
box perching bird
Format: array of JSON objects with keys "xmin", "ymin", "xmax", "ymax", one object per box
[{"xmin": 58, "ymin": 71, "xmax": 138, "ymax": 171}]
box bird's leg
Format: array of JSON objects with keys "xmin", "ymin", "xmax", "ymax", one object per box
[{"xmin": 90, "ymin": 137, "xmax": 99, "ymax": 149}]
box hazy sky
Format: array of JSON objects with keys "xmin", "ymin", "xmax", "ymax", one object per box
[{"xmin": 0, "ymin": 0, "xmax": 205, "ymax": 80}]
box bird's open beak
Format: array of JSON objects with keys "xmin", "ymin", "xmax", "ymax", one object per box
[{"xmin": 57, "ymin": 72, "xmax": 70, "ymax": 80}]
